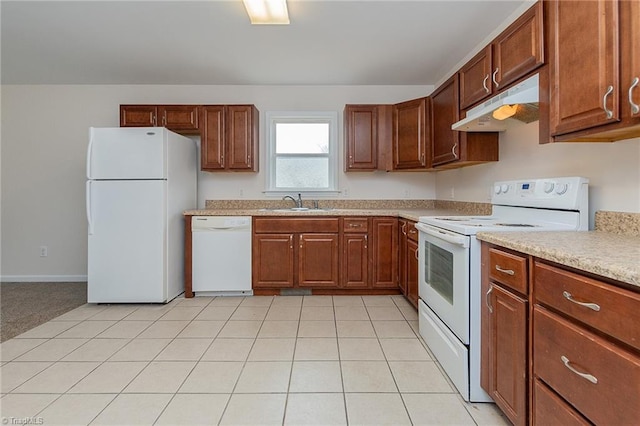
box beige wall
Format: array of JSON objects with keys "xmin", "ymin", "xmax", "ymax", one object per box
[
  {"xmin": 435, "ymin": 121, "xmax": 640, "ymax": 229},
  {"xmin": 1, "ymin": 84, "xmax": 435, "ymax": 280}
]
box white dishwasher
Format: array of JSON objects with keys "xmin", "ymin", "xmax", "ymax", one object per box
[{"xmin": 192, "ymin": 216, "xmax": 252, "ymax": 296}]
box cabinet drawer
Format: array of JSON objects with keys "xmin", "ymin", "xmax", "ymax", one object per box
[
  {"xmin": 254, "ymin": 218, "xmax": 339, "ymax": 234},
  {"xmin": 534, "ymin": 262, "xmax": 640, "ymax": 351},
  {"xmin": 533, "ymin": 307, "xmax": 640, "ymax": 425},
  {"xmin": 342, "ymin": 218, "xmax": 368, "ymax": 233},
  {"xmin": 489, "ymin": 247, "xmax": 528, "ymax": 294},
  {"xmin": 533, "ymin": 380, "xmax": 589, "ymax": 426}
]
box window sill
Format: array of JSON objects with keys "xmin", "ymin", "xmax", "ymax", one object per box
[{"xmin": 263, "ymin": 190, "xmax": 342, "ymax": 198}]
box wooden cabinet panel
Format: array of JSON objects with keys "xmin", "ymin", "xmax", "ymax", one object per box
[
  {"xmin": 371, "ymin": 218, "xmax": 398, "ymax": 288},
  {"xmin": 431, "ymin": 75, "xmax": 460, "ymax": 166},
  {"xmin": 201, "ymin": 105, "xmax": 258, "ymax": 172},
  {"xmin": 254, "ymin": 218, "xmax": 339, "ymax": 234},
  {"xmin": 158, "ymin": 105, "xmax": 199, "ymax": 132},
  {"xmin": 392, "ymin": 98, "xmax": 429, "ymax": 169},
  {"xmin": 532, "ymin": 380, "xmax": 590, "ymax": 426},
  {"xmin": 201, "ymin": 106, "xmax": 225, "ymax": 170},
  {"xmin": 299, "ymin": 233, "xmax": 339, "ymax": 287},
  {"xmin": 488, "ymin": 247, "xmax": 528, "ymax": 295},
  {"xmin": 493, "ymin": 1, "xmax": 544, "ymax": 89},
  {"xmin": 252, "ymin": 233, "xmax": 294, "ymax": 288},
  {"xmin": 621, "ymin": 0, "xmax": 640, "ymax": 123},
  {"xmin": 227, "ymin": 105, "xmax": 258, "ymax": 171},
  {"xmin": 549, "ymin": 0, "xmax": 620, "ymax": 136},
  {"xmin": 534, "ymin": 261, "xmax": 640, "ymax": 351},
  {"xmin": 344, "ymin": 105, "xmax": 378, "ymax": 171},
  {"xmin": 120, "ymin": 105, "xmax": 157, "ymax": 127},
  {"xmin": 406, "ymin": 238, "xmax": 419, "ymax": 308},
  {"xmin": 342, "ymin": 233, "xmax": 369, "ymax": 288},
  {"xmin": 459, "ymin": 46, "xmax": 493, "ymax": 110},
  {"xmin": 342, "ymin": 218, "xmax": 368, "ymax": 233},
  {"xmin": 533, "ymin": 306, "xmax": 640, "ymax": 426},
  {"xmin": 487, "ymin": 283, "xmax": 528, "ymax": 426}
]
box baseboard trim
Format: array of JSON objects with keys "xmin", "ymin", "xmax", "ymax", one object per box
[{"xmin": 1, "ymin": 275, "xmax": 88, "ymax": 283}]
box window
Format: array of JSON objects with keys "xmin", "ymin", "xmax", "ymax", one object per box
[{"xmin": 265, "ymin": 111, "xmax": 338, "ymax": 194}]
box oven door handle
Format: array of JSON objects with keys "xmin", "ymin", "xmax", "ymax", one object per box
[{"xmin": 415, "ymin": 222, "xmax": 469, "ymax": 248}]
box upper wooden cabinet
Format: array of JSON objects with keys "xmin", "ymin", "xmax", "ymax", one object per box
[
  {"xmin": 344, "ymin": 105, "xmax": 379, "ymax": 171},
  {"xmin": 120, "ymin": 105, "xmax": 200, "ymax": 133},
  {"xmin": 201, "ymin": 105, "xmax": 259, "ymax": 172},
  {"xmin": 459, "ymin": 2, "xmax": 544, "ymax": 110},
  {"xmin": 547, "ymin": 0, "xmax": 640, "ymax": 141},
  {"xmin": 392, "ymin": 97, "xmax": 430, "ymax": 170},
  {"xmin": 431, "ymin": 75, "xmax": 499, "ymax": 169}
]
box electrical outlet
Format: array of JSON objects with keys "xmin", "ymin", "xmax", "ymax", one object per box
[
  {"xmin": 239, "ymin": 189, "xmax": 244, "ymax": 198},
  {"xmin": 450, "ymin": 187, "xmax": 455, "ymax": 199},
  {"xmin": 343, "ymin": 188, "xmax": 349, "ymax": 198},
  {"xmin": 403, "ymin": 188, "xmax": 410, "ymax": 198},
  {"xmin": 40, "ymin": 246, "xmax": 48, "ymax": 257}
]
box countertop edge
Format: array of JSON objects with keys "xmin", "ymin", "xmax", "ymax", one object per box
[{"xmin": 477, "ymin": 231, "xmax": 640, "ymax": 289}]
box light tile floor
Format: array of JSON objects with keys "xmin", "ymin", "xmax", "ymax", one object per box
[{"xmin": 0, "ymin": 295, "xmax": 509, "ymax": 425}]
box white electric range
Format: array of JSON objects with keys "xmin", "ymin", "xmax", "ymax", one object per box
[{"xmin": 415, "ymin": 177, "xmax": 589, "ymax": 402}]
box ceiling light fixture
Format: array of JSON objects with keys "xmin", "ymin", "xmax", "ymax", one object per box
[
  {"xmin": 492, "ymin": 104, "xmax": 518, "ymax": 121},
  {"xmin": 243, "ymin": 0, "xmax": 290, "ymax": 25}
]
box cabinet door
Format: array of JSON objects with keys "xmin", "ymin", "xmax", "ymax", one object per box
[
  {"xmin": 201, "ymin": 106, "xmax": 226, "ymax": 170},
  {"xmin": 406, "ymin": 238, "xmax": 419, "ymax": 308},
  {"xmin": 371, "ymin": 218, "xmax": 398, "ymax": 288},
  {"xmin": 158, "ymin": 105, "xmax": 199, "ymax": 133},
  {"xmin": 252, "ymin": 233, "xmax": 294, "ymax": 288},
  {"xmin": 493, "ymin": 1, "xmax": 544, "ymax": 90},
  {"xmin": 342, "ymin": 234, "xmax": 369, "ymax": 288},
  {"xmin": 398, "ymin": 220, "xmax": 409, "ymax": 295},
  {"xmin": 486, "ymin": 283, "xmax": 528, "ymax": 426},
  {"xmin": 392, "ymin": 98, "xmax": 429, "ymax": 169},
  {"xmin": 344, "ymin": 105, "xmax": 378, "ymax": 171},
  {"xmin": 549, "ymin": 0, "xmax": 620, "ymax": 136},
  {"xmin": 431, "ymin": 74, "xmax": 460, "ymax": 167},
  {"xmin": 299, "ymin": 233, "xmax": 339, "ymax": 287},
  {"xmin": 120, "ymin": 105, "xmax": 157, "ymax": 127},
  {"xmin": 227, "ymin": 105, "xmax": 258, "ymax": 171},
  {"xmin": 459, "ymin": 46, "xmax": 493, "ymax": 110}
]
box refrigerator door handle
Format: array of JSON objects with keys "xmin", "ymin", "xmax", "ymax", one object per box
[
  {"xmin": 86, "ymin": 181, "xmax": 94, "ymax": 235},
  {"xmin": 87, "ymin": 128, "xmax": 95, "ymax": 179}
]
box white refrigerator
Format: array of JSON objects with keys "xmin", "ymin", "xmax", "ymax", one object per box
[{"xmin": 86, "ymin": 127, "xmax": 197, "ymax": 303}]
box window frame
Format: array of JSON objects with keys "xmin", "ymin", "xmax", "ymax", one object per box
[{"xmin": 264, "ymin": 110, "xmax": 339, "ymax": 196}]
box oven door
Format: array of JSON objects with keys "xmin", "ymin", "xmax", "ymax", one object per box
[{"xmin": 416, "ymin": 222, "xmax": 470, "ymax": 344}]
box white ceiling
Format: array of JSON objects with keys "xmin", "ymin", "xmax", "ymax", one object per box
[{"xmin": 1, "ymin": 0, "xmax": 530, "ymax": 86}]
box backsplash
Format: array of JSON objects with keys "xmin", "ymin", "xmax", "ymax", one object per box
[
  {"xmin": 595, "ymin": 211, "xmax": 640, "ymax": 236},
  {"xmin": 205, "ymin": 199, "xmax": 492, "ymax": 214}
]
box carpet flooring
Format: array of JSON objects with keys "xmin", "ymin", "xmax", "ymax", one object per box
[{"xmin": 0, "ymin": 282, "xmax": 87, "ymax": 342}]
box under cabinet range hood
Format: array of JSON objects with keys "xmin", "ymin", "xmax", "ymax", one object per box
[{"xmin": 452, "ymin": 73, "xmax": 539, "ymax": 132}]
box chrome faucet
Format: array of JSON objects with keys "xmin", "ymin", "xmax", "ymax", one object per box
[{"xmin": 282, "ymin": 193, "xmax": 304, "ymax": 208}]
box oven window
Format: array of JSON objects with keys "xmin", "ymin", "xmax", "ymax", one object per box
[{"xmin": 424, "ymin": 241, "xmax": 454, "ymax": 305}]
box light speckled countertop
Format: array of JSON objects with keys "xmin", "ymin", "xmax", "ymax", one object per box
[
  {"xmin": 183, "ymin": 208, "xmax": 465, "ymax": 222},
  {"xmin": 477, "ymin": 231, "xmax": 640, "ymax": 288}
]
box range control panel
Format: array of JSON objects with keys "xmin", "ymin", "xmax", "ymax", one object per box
[{"xmin": 492, "ymin": 177, "xmax": 589, "ymax": 210}]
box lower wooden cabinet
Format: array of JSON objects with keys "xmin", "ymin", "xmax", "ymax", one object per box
[
  {"xmin": 371, "ymin": 218, "xmax": 399, "ymax": 289},
  {"xmin": 298, "ymin": 233, "xmax": 339, "ymax": 287},
  {"xmin": 399, "ymin": 219, "xmax": 419, "ymax": 308},
  {"xmin": 252, "ymin": 233, "xmax": 295, "ymax": 288},
  {"xmin": 482, "ymin": 242, "xmax": 640, "ymax": 425},
  {"xmin": 481, "ymin": 243, "xmax": 529, "ymax": 426},
  {"xmin": 252, "ymin": 216, "xmax": 399, "ymax": 292}
]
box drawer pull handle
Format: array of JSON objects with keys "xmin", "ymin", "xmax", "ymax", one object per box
[
  {"xmin": 495, "ymin": 265, "xmax": 515, "ymax": 276},
  {"xmin": 486, "ymin": 285, "xmax": 493, "ymax": 313},
  {"xmin": 603, "ymin": 85, "xmax": 614, "ymax": 119},
  {"xmin": 562, "ymin": 291, "xmax": 601, "ymax": 312},
  {"xmin": 561, "ymin": 355, "xmax": 598, "ymax": 384}
]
